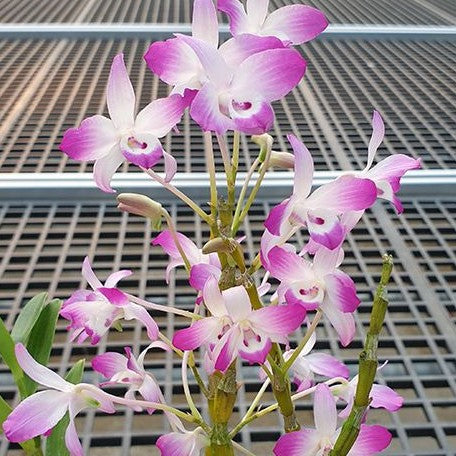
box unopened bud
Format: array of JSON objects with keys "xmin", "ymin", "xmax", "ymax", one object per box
[
  {"xmin": 117, "ymin": 193, "xmax": 163, "ymax": 230},
  {"xmin": 202, "ymin": 238, "xmax": 233, "ymax": 254},
  {"xmin": 269, "ymin": 151, "xmax": 295, "ymax": 168}
]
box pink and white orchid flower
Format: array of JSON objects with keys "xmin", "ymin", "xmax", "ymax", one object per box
[
  {"xmin": 265, "ymin": 134, "xmax": 377, "ymax": 250},
  {"xmin": 92, "ymin": 342, "xmax": 169, "ymax": 414},
  {"xmin": 172, "ymin": 276, "xmax": 306, "ymax": 372},
  {"xmin": 356, "ymin": 110, "xmax": 421, "ymax": 214},
  {"xmin": 3, "ymin": 344, "xmax": 116, "ymax": 456},
  {"xmin": 218, "ymin": 0, "xmax": 328, "ymax": 45},
  {"xmin": 60, "ymin": 257, "xmax": 158, "ymax": 345},
  {"xmin": 273, "ymin": 383, "xmax": 392, "ymax": 456},
  {"xmin": 172, "ymin": 34, "xmax": 306, "ymax": 134},
  {"xmin": 264, "ymin": 245, "xmax": 359, "ymax": 346},
  {"xmin": 152, "ymin": 230, "xmax": 221, "ymax": 286},
  {"xmin": 156, "ymin": 427, "xmax": 208, "ymax": 456},
  {"xmin": 332, "ymin": 367, "xmax": 404, "ymax": 419},
  {"xmin": 60, "ymin": 53, "xmax": 190, "ymax": 192}
]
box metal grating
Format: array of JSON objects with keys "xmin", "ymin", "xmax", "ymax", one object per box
[
  {"xmin": 0, "ymin": 198, "xmax": 455, "ymax": 455},
  {"xmin": 1, "ymin": 0, "xmax": 455, "ymax": 25},
  {"xmin": 1, "ymin": 38, "xmax": 455, "ymax": 174}
]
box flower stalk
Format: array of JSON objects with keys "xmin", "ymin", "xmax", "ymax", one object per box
[{"xmin": 329, "ymin": 254, "xmax": 394, "ymax": 455}]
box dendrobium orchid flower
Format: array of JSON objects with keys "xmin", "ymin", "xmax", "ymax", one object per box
[
  {"xmin": 273, "ymin": 383, "xmax": 392, "ymax": 456},
  {"xmin": 60, "ymin": 53, "xmax": 190, "ymax": 192},
  {"xmin": 156, "ymin": 427, "xmax": 208, "ymax": 456},
  {"xmin": 332, "ymin": 368, "xmax": 404, "ymax": 419},
  {"xmin": 172, "ymin": 276, "xmax": 306, "ymax": 372},
  {"xmin": 356, "ymin": 110, "xmax": 421, "ymax": 214},
  {"xmin": 168, "ymin": 34, "xmax": 306, "ymax": 134},
  {"xmin": 265, "ymin": 134, "xmax": 378, "ymax": 250},
  {"xmin": 92, "ymin": 343, "xmax": 168, "ymax": 414},
  {"xmin": 218, "ymin": 0, "xmax": 328, "ymax": 45},
  {"xmin": 3, "ymin": 344, "xmax": 116, "ymax": 456},
  {"xmin": 60, "ymin": 257, "xmax": 158, "ymax": 344},
  {"xmin": 264, "ymin": 245, "xmax": 359, "ymax": 346},
  {"xmin": 283, "ymin": 332, "xmax": 349, "ymax": 391},
  {"xmin": 152, "ymin": 230, "xmax": 221, "ymax": 285}
]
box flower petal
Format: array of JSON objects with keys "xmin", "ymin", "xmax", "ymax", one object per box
[
  {"xmin": 314, "ymin": 383, "xmax": 337, "ymax": 438},
  {"xmin": 15, "ymin": 343, "xmax": 70, "ymax": 391},
  {"xmin": 139, "ymin": 375, "xmax": 162, "ymax": 413},
  {"xmin": 366, "ymin": 110, "xmax": 385, "ymax": 169},
  {"xmin": 214, "ymin": 326, "xmax": 242, "ymax": 372},
  {"xmin": 163, "ymin": 150, "xmax": 178, "ymax": 182},
  {"xmin": 321, "ymin": 302, "xmax": 355, "ymax": 347},
  {"xmin": 368, "ymin": 154, "xmax": 421, "ymax": 190},
  {"xmin": 189, "ymin": 263, "xmax": 221, "ymax": 291},
  {"xmin": 266, "ymin": 246, "xmax": 309, "ymax": 282},
  {"xmin": 309, "ymin": 176, "xmax": 378, "ymax": 212},
  {"xmin": 263, "ymin": 5, "xmax": 328, "ymax": 44},
  {"xmin": 203, "ymin": 276, "xmax": 229, "ymax": 317},
  {"xmin": 250, "ymin": 304, "xmax": 306, "ymax": 336},
  {"xmin": 92, "ymin": 352, "xmax": 128, "ymax": 378},
  {"xmin": 223, "ymin": 285, "xmax": 252, "ymax": 322},
  {"xmin": 65, "ymin": 416, "xmax": 84, "ymax": 456},
  {"xmin": 246, "ymin": 0, "xmax": 269, "ymax": 29},
  {"xmin": 189, "ymin": 82, "xmax": 234, "ymax": 134},
  {"xmin": 239, "ymin": 333, "xmax": 272, "ymax": 365},
  {"xmin": 273, "ymin": 428, "xmax": 320, "ymax": 456},
  {"xmin": 123, "ymin": 303, "xmax": 159, "ymax": 340},
  {"xmin": 264, "ymin": 200, "xmax": 292, "ymax": 236},
  {"xmin": 324, "ymin": 270, "xmax": 360, "ymax": 313},
  {"xmin": 82, "ymin": 256, "xmax": 103, "ymax": 290},
  {"xmin": 135, "ymin": 93, "xmax": 190, "ymax": 138},
  {"xmin": 93, "ymin": 145, "xmax": 124, "ymax": 193},
  {"xmin": 231, "ymin": 48, "xmax": 306, "ymax": 103},
  {"xmin": 349, "ymin": 425, "xmax": 392, "ymax": 456},
  {"xmin": 173, "ymin": 317, "xmax": 221, "ymax": 351},
  {"xmin": 98, "ymin": 287, "xmax": 129, "ymax": 306},
  {"xmin": 144, "ymin": 38, "xmax": 202, "ymax": 90},
  {"xmin": 231, "ymin": 101, "xmax": 274, "ymax": 134},
  {"xmin": 107, "ymin": 54, "xmax": 135, "ymax": 130},
  {"xmin": 219, "ymin": 34, "xmax": 284, "ymax": 69},
  {"xmin": 217, "ymin": 0, "xmax": 249, "ymax": 35},
  {"xmin": 3, "ymin": 390, "xmax": 69, "ymax": 442},
  {"xmin": 105, "ymin": 269, "xmax": 133, "ymax": 288},
  {"xmin": 60, "ymin": 115, "xmax": 118, "ymax": 162},
  {"xmin": 370, "ymin": 384, "xmax": 404, "ymax": 411},
  {"xmin": 307, "ymin": 209, "xmax": 345, "ymax": 250},
  {"xmin": 192, "ymin": 0, "xmax": 218, "ymax": 48},
  {"xmin": 306, "ymin": 353, "xmax": 349, "ymax": 379},
  {"xmin": 153, "ymin": 231, "xmax": 201, "ymax": 264},
  {"xmin": 288, "ymin": 134, "xmax": 314, "ymax": 199}
]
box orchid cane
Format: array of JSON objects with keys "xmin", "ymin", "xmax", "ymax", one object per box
[{"xmin": 1, "ymin": 1, "xmax": 423, "ymax": 455}]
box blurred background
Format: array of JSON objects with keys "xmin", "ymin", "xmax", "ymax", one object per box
[{"xmin": 0, "ymin": 0, "xmax": 455, "ymax": 454}]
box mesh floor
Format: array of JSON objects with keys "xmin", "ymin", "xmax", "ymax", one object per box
[
  {"xmin": 1, "ymin": 0, "xmax": 455, "ymax": 24},
  {"xmin": 0, "ymin": 198, "xmax": 455, "ymax": 455},
  {"xmin": 1, "ymin": 38, "xmax": 455, "ymax": 173}
]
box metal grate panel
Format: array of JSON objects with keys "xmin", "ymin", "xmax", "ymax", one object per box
[
  {"xmin": 0, "ymin": 198, "xmax": 455, "ymax": 455},
  {"xmin": 1, "ymin": 0, "xmax": 455, "ymax": 25},
  {"xmin": 1, "ymin": 38, "xmax": 455, "ymax": 173}
]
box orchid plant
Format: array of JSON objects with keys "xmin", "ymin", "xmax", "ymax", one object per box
[{"xmin": 0, "ymin": 1, "xmax": 422, "ymax": 455}]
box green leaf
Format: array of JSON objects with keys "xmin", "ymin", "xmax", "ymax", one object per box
[
  {"xmin": 11, "ymin": 293, "xmax": 49, "ymax": 344},
  {"xmin": 0, "ymin": 394, "xmax": 12, "ymax": 434},
  {"xmin": 45, "ymin": 360, "xmax": 85, "ymax": 456},
  {"xmin": 23, "ymin": 299, "xmax": 62, "ymax": 395},
  {"xmin": 0, "ymin": 319, "xmax": 27, "ymax": 397}
]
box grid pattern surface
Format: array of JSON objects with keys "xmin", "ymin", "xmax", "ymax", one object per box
[
  {"xmin": 0, "ymin": 198, "xmax": 455, "ymax": 455},
  {"xmin": 1, "ymin": 0, "xmax": 455, "ymax": 24},
  {"xmin": 1, "ymin": 38, "xmax": 455, "ymax": 173}
]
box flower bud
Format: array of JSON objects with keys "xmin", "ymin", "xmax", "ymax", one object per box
[
  {"xmin": 269, "ymin": 151, "xmax": 295, "ymax": 169},
  {"xmin": 117, "ymin": 193, "xmax": 163, "ymax": 230}
]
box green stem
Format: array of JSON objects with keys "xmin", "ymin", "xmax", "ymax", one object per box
[
  {"xmin": 329, "ymin": 254, "xmax": 394, "ymax": 456},
  {"xmin": 142, "ymin": 167, "xmax": 211, "ymax": 224},
  {"xmin": 282, "ymin": 310, "xmax": 322, "ymax": 373},
  {"xmin": 162, "ymin": 209, "xmax": 191, "ymax": 271},
  {"xmin": 231, "ymin": 142, "xmax": 271, "ymax": 235},
  {"xmin": 204, "ymin": 131, "xmax": 218, "ymax": 223}
]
